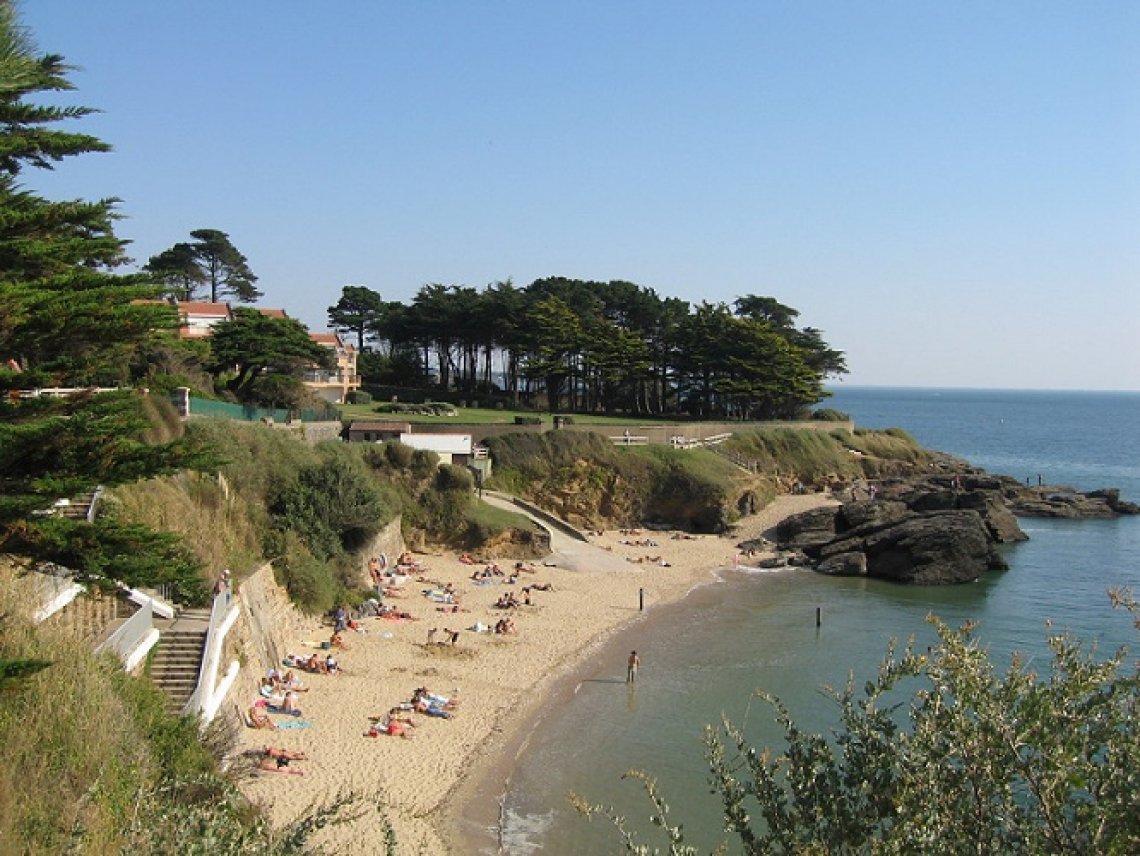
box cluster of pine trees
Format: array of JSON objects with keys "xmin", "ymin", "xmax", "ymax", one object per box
[{"xmin": 329, "ymin": 280, "xmax": 847, "ymax": 419}]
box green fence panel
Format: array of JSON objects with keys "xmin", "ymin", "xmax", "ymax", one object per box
[{"xmin": 182, "ymin": 396, "xmax": 338, "ymax": 424}]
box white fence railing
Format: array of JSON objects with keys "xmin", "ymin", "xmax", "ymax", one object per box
[
  {"xmin": 95, "ymin": 600, "xmax": 159, "ymax": 673},
  {"xmin": 182, "ymin": 583, "xmax": 241, "ymax": 723}
]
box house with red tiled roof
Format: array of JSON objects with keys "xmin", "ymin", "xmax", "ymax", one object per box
[
  {"xmin": 154, "ymin": 301, "xmax": 358, "ymax": 404},
  {"xmin": 175, "ymin": 301, "xmax": 232, "ymax": 338}
]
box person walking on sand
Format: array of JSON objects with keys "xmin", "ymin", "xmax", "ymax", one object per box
[{"xmin": 627, "ymin": 650, "xmax": 640, "ymax": 683}]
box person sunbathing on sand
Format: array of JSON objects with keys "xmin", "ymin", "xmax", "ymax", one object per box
[
  {"xmin": 280, "ymin": 670, "xmax": 309, "ymax": 691},
  {"xmin": 248, "ymin": 705, "xmax": 277, "ymax": 730},
  {"xmin": 267, "ymin": 691, "xmax": 303, "ymax": 717},
  {"xmin": 387, "ymin": 707, "xmax": 417, "ymax": 728},
  {"xmin": 287, "ymin": 653, "xmax": 327, "ymax": 674},
  {"xmin": 412, "ymin": 699, "xmax": 452, "ymax": 719},
  {"xmin": 494, "ymin": 617, "xmax": 517, "ymax": 635},
  {"xmin": 384, "ymin": 718, "xmax": 414, "ymax": 738},
  {"xmin": 264, "ymin": 746, "xmax": 308, "ymax": 760},
  {"xmin": 379, "ymin": 605, "xmax": 415, "ymax": 620},
  {"xmin": 258, "ymin": 755, "xmax": 305, "ymax": 774},
  {"xmin": 369, "ymin": 708, "xmax": 417, "ymax": 737},
  {"xmin": 415, "ymin": 687, "xmax": 459, "ymax": 709}
]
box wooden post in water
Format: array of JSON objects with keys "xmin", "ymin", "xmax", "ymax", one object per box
[{"xmin": 816, "ymin": 606, "xmax": 822, "ymax": 627}]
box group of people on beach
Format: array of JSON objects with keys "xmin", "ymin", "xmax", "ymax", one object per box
[
  {"xmin": 248, "ymin": 667, "xmax": 315, "ymax": 732},
  {"xmin": 247, "ymin": 545, "xmax": 559, "ymax": 767},
  {"xmin": 367, "ymin": 686, "xmax": 460, "ymax": 738}
]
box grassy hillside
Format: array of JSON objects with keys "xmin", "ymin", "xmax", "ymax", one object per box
[
  {"xmin": 724, "ymin": 425, "xmax": 931, "ymax": 486},
  {"xmin": 110, "ymin": 419, "xmax": 537, "ymax": 615}
]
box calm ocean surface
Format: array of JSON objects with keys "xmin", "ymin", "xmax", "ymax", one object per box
[{"xmin": 495, "ymin": 388, "xmax": 1140, "ymax": 855}]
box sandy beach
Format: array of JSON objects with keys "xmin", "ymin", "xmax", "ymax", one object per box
[{"xmin": 234, "ymin": 492, "xmax": 837, "ymax": 853}]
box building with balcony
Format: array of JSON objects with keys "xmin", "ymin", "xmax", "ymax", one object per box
[{"xmin": 303, "ymin": 332, "xmax": 361, "ymax": 404}]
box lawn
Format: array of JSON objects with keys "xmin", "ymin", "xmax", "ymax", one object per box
[{"xmin": 336, "ymin": 401, "xmax": 665, "ymax": 427}]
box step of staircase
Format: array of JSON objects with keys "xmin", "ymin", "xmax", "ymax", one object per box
[
  {"xmin": 150, "ymin": 608, "xmax": 210, "ymax": 715},
  {"xmin": 57, "ymin": 492, "xmax": 98, "ymax": 520}
]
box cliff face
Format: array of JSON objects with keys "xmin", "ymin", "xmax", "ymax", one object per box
[{"xmin": 500, "ymin": 455, "xmax": 773, "ymax": 534}]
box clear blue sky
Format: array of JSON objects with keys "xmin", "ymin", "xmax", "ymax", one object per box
[{"xmin": 21, "ymin": 1, "xmax": 1140, "ymax": 391}]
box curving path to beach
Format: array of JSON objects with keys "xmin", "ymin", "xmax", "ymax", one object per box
[{"xmin": 234, "ymin": 491, "xmax": 837, "ymax": 853}]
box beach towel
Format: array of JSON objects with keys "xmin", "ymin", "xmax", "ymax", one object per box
[
  {"xmin": 276, "ymin": 720, "xmax": 312, "ymax": 729},
  {"xmin": 267, "ymin": 705, "xmax": 303, "ymax": 717}
]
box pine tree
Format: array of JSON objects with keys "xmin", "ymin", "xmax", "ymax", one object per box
[{"xmin": 0, "ymin": 2, "xmax": 217, "ymax": 602}]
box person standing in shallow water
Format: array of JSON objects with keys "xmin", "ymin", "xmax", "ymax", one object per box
[{"xmin": 627, "ymin": 651, "xmax": 640, "ymax": 683}]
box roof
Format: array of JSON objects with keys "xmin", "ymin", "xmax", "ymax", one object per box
[
  {"xmin": 177, "ymin": 301, "xmax": 231, "ymax": 316},
  {"xmin": 348, "ymin": 421, "xmax": 412, "ymax": 432},
  {"xmin": 256, "ymin": 307, "xmax": 288, "ymax": 319},
  {"xmin": 398, "ymin": 433, "xmax": 473, "ymax": 455}
]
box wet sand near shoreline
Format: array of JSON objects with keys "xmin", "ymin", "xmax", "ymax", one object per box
[{"xmin": 233, "ymin": 493, "xmax": 837, "ymax": 853}]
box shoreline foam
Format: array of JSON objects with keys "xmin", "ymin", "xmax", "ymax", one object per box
[{"xmin": 233, "ymin": 493, "xmax": 837, "ymax": 853}]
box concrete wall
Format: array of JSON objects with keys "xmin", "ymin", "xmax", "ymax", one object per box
[{"xmin": 217, "ymin": 563, "xmax": 323, "ymax": 731}]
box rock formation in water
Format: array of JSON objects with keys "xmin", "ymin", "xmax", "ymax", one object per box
[{"xmin": 770, "ymin": 470, "xmax": 1136, "ymax": 585}]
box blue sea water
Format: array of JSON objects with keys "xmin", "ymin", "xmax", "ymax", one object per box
[{"xmin": 493, "ymin": 388, "xmax": 1140, "ymax": 855}]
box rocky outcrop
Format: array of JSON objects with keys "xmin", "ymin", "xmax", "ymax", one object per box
[
  {"xmin": 775, "ymin": 481, "xmax": 1023, "ymax": 585},
  {"xmin": 1005, "ymin": 485, "xmax": 1140, "ymax": 518},
  {"xmin": 819, "ymin": 510, "xmax": 1006, "ymax": 584}
]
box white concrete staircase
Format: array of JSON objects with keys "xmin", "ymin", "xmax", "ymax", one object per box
[{"xmin": 149, "ymin": 609, "xmax": 210, "ymax": 715}]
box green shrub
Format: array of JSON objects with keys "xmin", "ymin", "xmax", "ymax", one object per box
[
  {"xmin": 812, "ymin": 407, "xmax": 850, "ymax": 421},
  {"xmin": 410, "ymin": 448, "xmax": 439, "ymax": 479},
  {"xmin": 383, "ymin": 440, "xmax": 414, "ymax": 469},
  {"xmin": 347, "ymin": 390, "xmax": 372, "ymax": 405},
  {"xmin": 435, "ymin": 463, "xmax": 475, "ymax": 492},
  {"xmin": 273, "ymin": 535, "xmax": 342, "ymax": 615},
  {"xmin": 270, "ymin": 445, "xmax": 389, "ymax": 560}
]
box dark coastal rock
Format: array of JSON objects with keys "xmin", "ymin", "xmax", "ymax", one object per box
[
  {"xmin": 816, "ymin": 550, "xmax": 867, "ymax": 577},
  {"xmin": 773, "ymin": 461, "xmax": 1135, "ymax": 587},
  {"xmin": 1007, "ymin": 484, "xmax": 1140, "ymax": 519},
  {"xmin": 1091, "ymin": 488, "xmax": 1140, "ymax": 515},
  {"xmin": 839, "ymin": 499, "xmax": 910, "ymax": 531},
  {"xmin": 774, "ymin": 505, "xmax": 841, "ymax": 549},
  {"xmin": 777, "ymin": 479, "xmax": 1021, "ymax": 585},
  {"xmin": 859, "ymin": 510, "xmax": 1006, "ymax": 584},
  {"xmin": 905, "ymin": 488, "xmax": 959, "ymax": 513},
  {"xmin": 956, "ymin": 490, "xmax": 1028, "ymax": 543}
]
